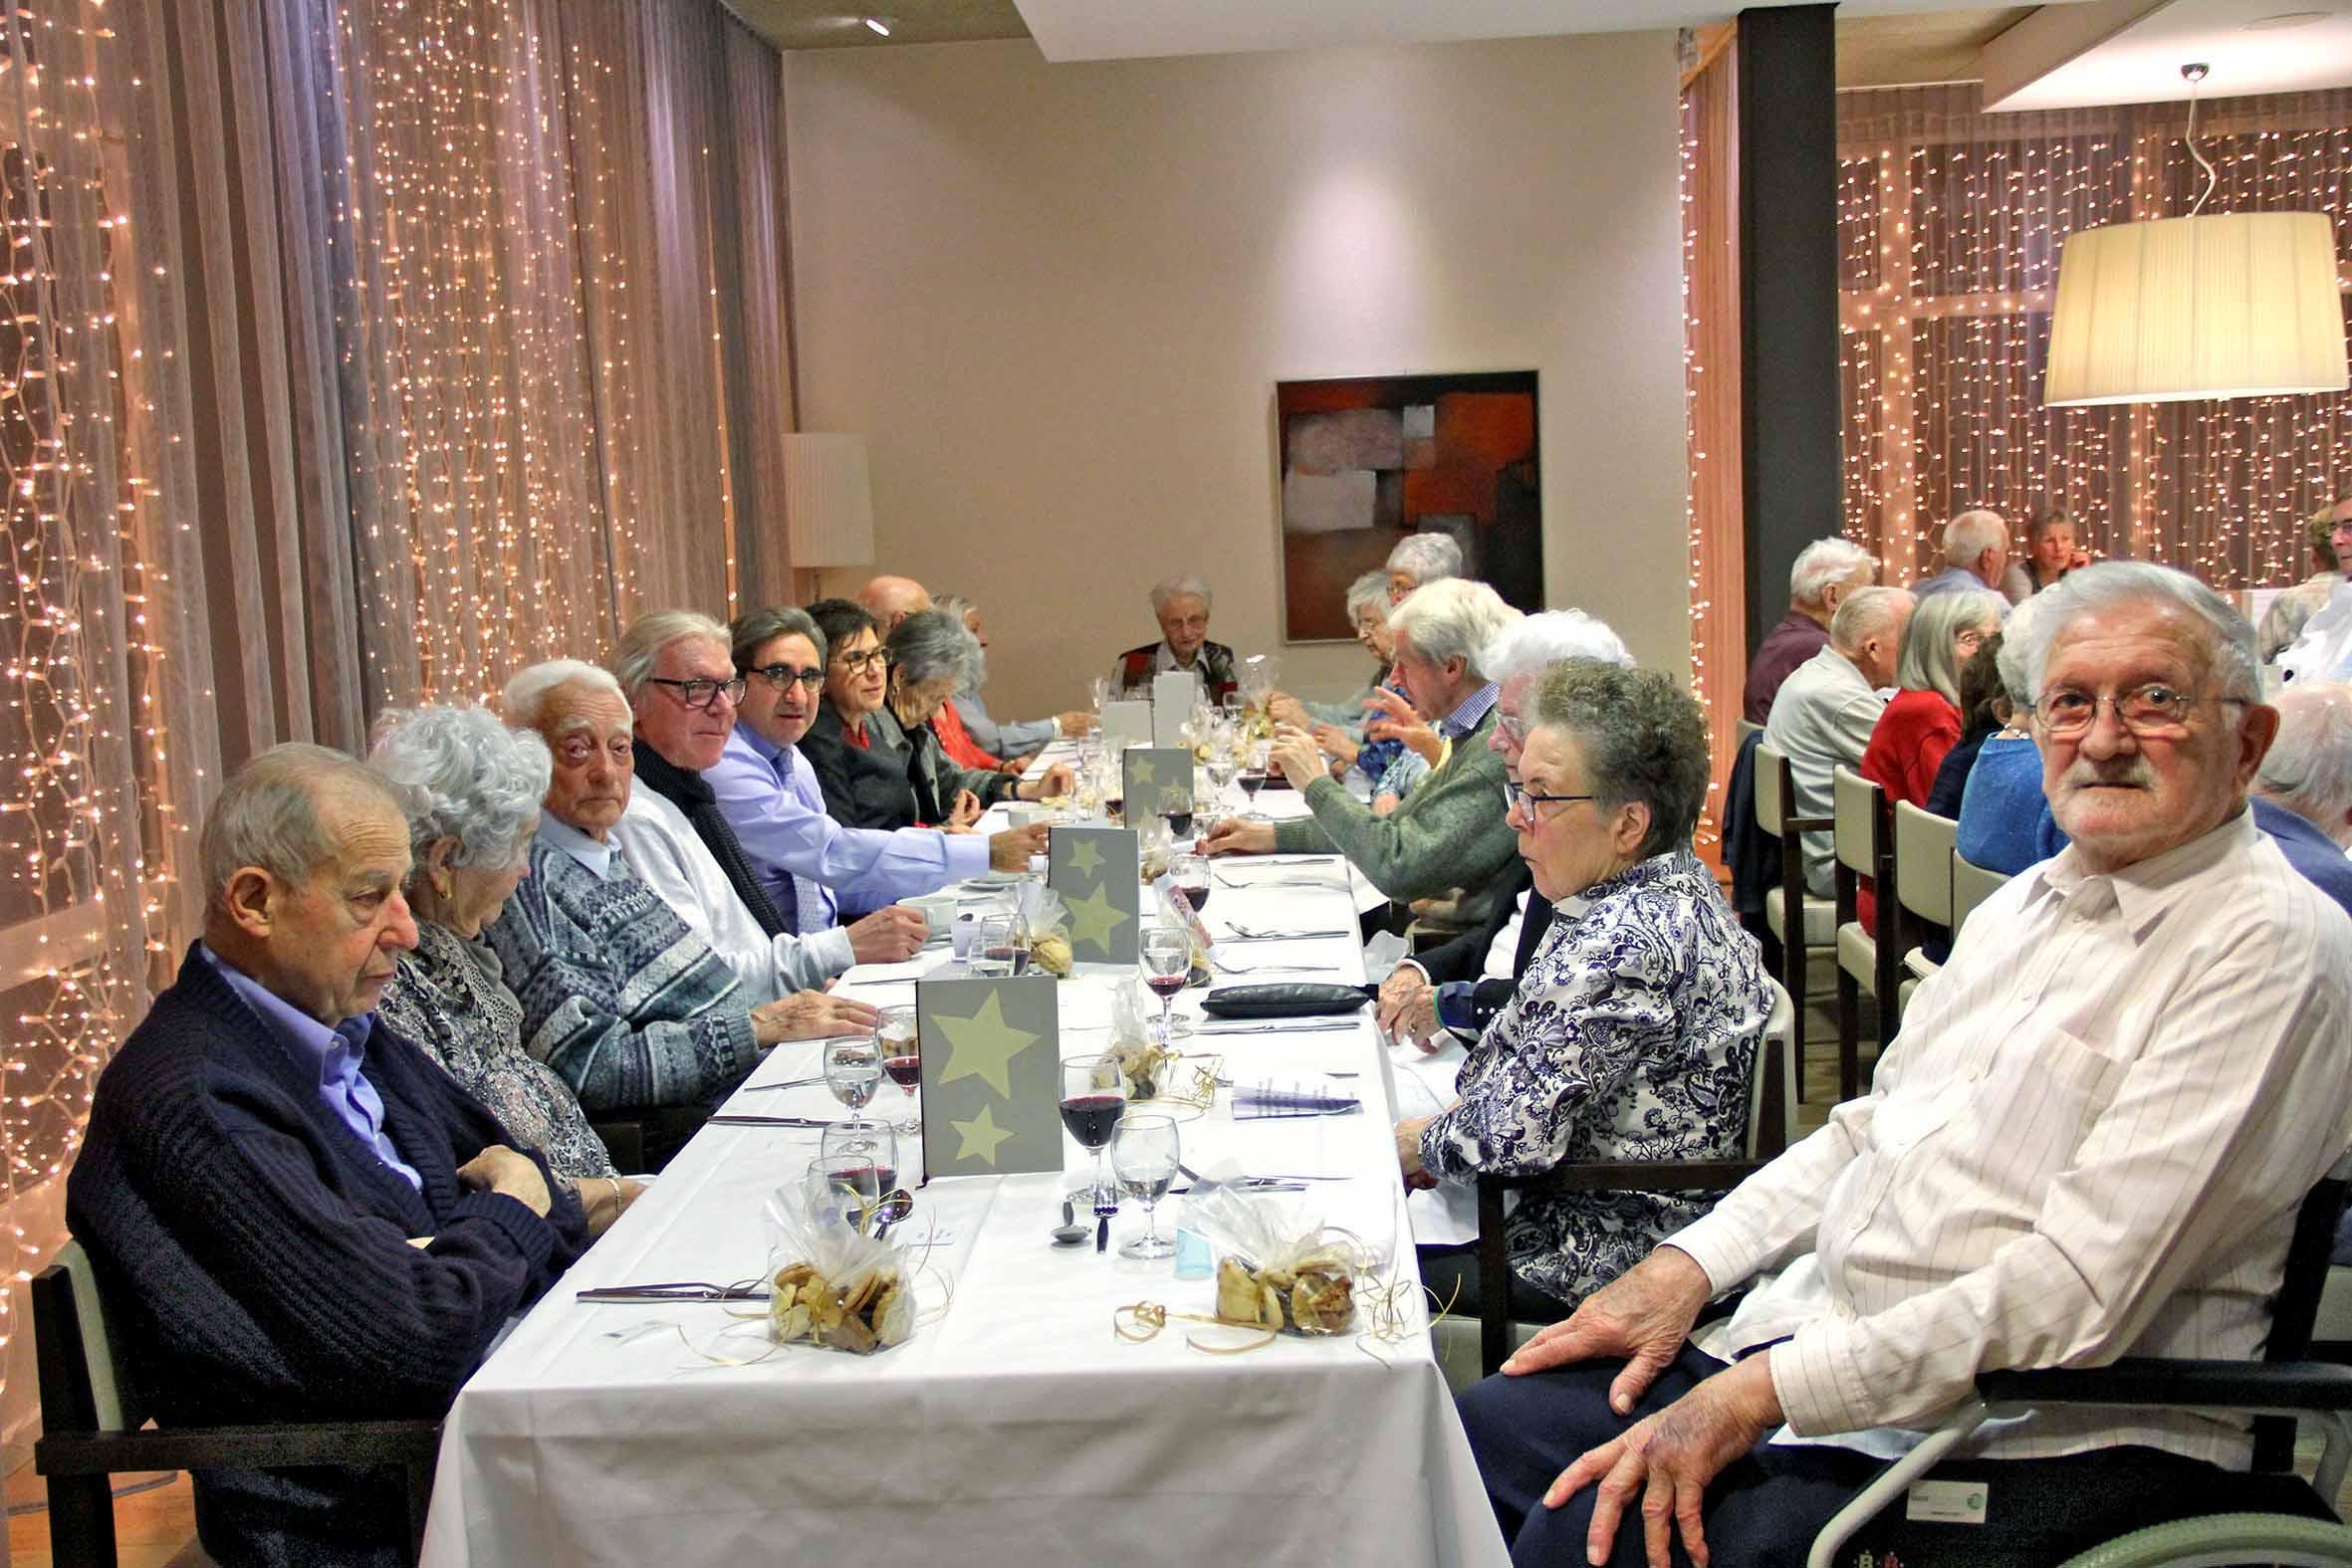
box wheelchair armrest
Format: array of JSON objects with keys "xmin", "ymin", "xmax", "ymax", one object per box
[
  {"xmin": 1481, "ymin": 1160, "xmax": 1768, "ymax": 1196},
  {"xmin": 1978, "ymin": 1357, "xmax": 2352, "ymax": 1414}
]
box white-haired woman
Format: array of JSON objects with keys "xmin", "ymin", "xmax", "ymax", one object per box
[
  {"xmin": 370, "ymin": 704, "xmax": 643, "ymax": 1236},
  {"xmin": 1111, "ymin": 574, "xmax": 1236, "ymax": 702},
  {"xmin": 1387, "ymin": 532, "xmax": 1465, "ymax": 605},
  {"xmin": 1856, "ymin": 588, "xmax": 2004, "ymax": 930}
]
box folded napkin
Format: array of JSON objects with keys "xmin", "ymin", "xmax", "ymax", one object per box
[{"xmin": 1231, "ymin": 1080, "xmax": 1363, "ymax": 1119}]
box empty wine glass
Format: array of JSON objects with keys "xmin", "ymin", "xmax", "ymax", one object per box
[
  {"xmin": 1058, "ymin": 1053, "xmax": 1129, "ymax": 1216},
  {"xmin": 876, "ymin": 1005, "xmax": 920, "ymax": 1133},
  {"xmin": 1204, "ymin": 758, "xmax": 1236, "ymax": 816},
  {"xmin": 1113, "ymin": 1115, "xmax": 1180, "ymax": 1261},
  {"xmin": 823, "ymin": 1032, "xmax": 883, "ymax": 1114},
  {"xmin": 1140, "ymin": 926, "xmax": 1191, "ymax": 1046}
]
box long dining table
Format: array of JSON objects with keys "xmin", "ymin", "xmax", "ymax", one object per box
[{"xmin": 419, "ymin": 740, "xmax": 1510, "ymax": 1566}]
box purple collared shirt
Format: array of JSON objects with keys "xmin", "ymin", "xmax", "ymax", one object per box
[{"xmin": 199, "ymin": 943, "xmax": 423, "ymax": 1192}]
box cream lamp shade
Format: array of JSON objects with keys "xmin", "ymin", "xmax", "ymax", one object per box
[
  {"xmin": 781, "ymin": 432, "xmax": 875, "ymax": 566},
  {"xmin": 2045, "ymin": 210, "xmax": 2348, "ymax": 407}
]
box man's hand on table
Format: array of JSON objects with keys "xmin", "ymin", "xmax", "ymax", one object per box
[
  {"xmin": 990, "ymin": 822, "xmax": 1051, "ymax": 870},
  {"xmin": 1055, "ymin": 709, "xmax": 1094, "ymax": 737},
  {"xmin": 457, "ymin": 1145, "xmax": 553, "ymax": 1217},
  {"xmin": 752, "ymin": 991, "xmax": 881, "ymax": 1045},
  {"xmin": 1198, "ymin": 817, "xmax": 1277, "ymax": 856},
  {"xmin": 1016, "ymin": 763, "xmax": 1075, "ymax": 801},
  {"xmin": 846, "ymin": 905, "xmax": 927, "ymax": 965},
  {"xmin": 945, "ymin": 788, "xmax": 984, "ymax": 829},
  {"xmin": 1269, "ymin": 726, "xmax": 1324, "ymax": 790}
]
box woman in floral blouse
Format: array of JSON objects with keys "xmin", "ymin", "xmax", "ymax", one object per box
[{"xmin": 1402, "ymin": 660, "xmax": 1769, "ymax": 1314}]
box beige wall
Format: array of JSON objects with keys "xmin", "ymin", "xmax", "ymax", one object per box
[{"xmin": 786, "ymin": 34, "xmax": 1687, "ymax": 721}]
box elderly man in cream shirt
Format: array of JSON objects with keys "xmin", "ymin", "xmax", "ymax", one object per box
[
  {"xmin": 1459, "ymin": 560, "xmax": 2352, "ymax": 1568},
  {"xmin": 1762, "ymin": 585, "xmax": 1914, "ymax": 897}
]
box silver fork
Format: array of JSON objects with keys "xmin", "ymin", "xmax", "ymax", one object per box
[{"xmin": 1211, "ymin": 957, "xmax": 1320, "ymax": 975}]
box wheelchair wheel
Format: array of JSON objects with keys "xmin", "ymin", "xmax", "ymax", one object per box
[{"xmin": 2058, "ymin": 1511, "xmax": 2352, "ymax": 1567}]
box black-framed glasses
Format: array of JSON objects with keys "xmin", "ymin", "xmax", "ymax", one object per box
[
  {"xmin": 1501, "ymin": 779, "xmax": 1596, "ymax": 819},
  {"xmin": 749, "ymin": 663, "xmax": 825, "ymax": 690},
  {"xmin": 836, "ymin": 647, "xmax": 891, "ymax": 674},
  {"xmin": 644, "ymin": 675, "xmax": 747, "ymax": 711},
  {"xmin": 2031, "ymin": 683, "xmax": 2242, "ymax": 738}
]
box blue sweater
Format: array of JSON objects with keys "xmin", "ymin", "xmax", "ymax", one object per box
[{"xmin": 67, "ymin": 944, "xmax": 587, "ymax": 1564}]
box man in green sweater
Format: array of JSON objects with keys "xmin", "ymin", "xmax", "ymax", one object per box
[{"xmin": 1202, "ymin": 577, "xmax": 1524, "ymax": 930}]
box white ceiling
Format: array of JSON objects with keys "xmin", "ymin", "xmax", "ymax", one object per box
[
  {"xmin": 1010, "ymin": 0, "xmax": 2085, "ymax": 64},
  {"xmin": 1985, "ymin": 0, "xmax": 2352, "ymax": 111}
]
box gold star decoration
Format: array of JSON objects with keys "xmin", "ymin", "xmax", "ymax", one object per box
[
  {"xmin": 931, "ymin": 989, "xmax": 1046, "ymax": 1098},
  {"xmin": 1064, "ymin": 837, "xmax": 1104, "ymax": 879},
  {"xmin": 1126, "ymin": 756, "xmax": 1158, "ymax": 790},
  {"xmin": 1064, "ymin": 880, "xmax": 1128, "ymax": 954},
  {"xmin": 950, "ymin": 1102, "xmax": 1015, "ymax": 1165}
]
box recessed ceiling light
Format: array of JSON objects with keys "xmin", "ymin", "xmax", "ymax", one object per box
[
  {"xmin": 2245, "ymin": 11, "xmax": 2331, "ymax": 30},
  {"xmin": 863, "ymin": 15, "xmax": 893, "ymax": 35}
]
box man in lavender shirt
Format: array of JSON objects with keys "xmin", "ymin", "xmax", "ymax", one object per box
[{"xmin": 707, "ymin": 606, "xmax": 1049, "ymax": 923}]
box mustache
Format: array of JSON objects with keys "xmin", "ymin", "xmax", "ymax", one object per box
[{"xmin": 2062, "ymin": 757, "xmax": 2156, "ymax": 789}]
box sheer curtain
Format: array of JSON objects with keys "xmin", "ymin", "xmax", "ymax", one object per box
[
  {"xmin": 0, "ymin": 0, "xmax": 797, "ymax": 1454},
  {"xmin": 1683, "ymin": 28, "xmax": 1743, "ymax": 849},
  {"xmin": 1837, "ymin": 84, "xmax": 2352, "ymax": 584}
]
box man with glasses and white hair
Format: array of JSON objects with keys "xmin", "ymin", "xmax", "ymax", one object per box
[
  {"xmin": 1744, "ymin": 537, "xmax": 1878, "ymax": 724},
  {"xmin": 606, "ymin": 611, "xmax": 928, "ymax": 990},
  {"xmin": 1461, "ymin": 560, "xmax": 2352, "ymax": 1567},
  {"xmin": 1112, "ymin": 573, "xmax": 1236, "ymax": 702}
]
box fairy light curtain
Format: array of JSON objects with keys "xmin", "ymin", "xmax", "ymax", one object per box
[
  {"xmin": 1681, "ymin": 28, "xmax": 1743, "ymax": 850},
  {"xmin": 0, "ymin": 0, "xmax": 795, "ymax": 1448},
  {"xmin": 1837, "ymin": 84, "xmax": 2352, "ymax": 584}
]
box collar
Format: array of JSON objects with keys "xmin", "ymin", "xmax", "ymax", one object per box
[
  {"xmin": 1158, "ymin": 641, "xmax": 1198, "ymax": 672},
  {"xmin": 539, "ymin": 813, "xmax": 616, "ymax": 879},
  {"xmin": 1436, "ymin": 682, "xmax": 1500, "ymax": 740},
  {"xmin": 2028, "ymin": 805, "xmax": 2258, "ymax": 933},
  {"xmin": 196, "ymin": 941, "xmax": 375, "ymax": 1089},
  {"xmin": 733, "ymin": 720, "xmax": 787, "ymax": 771}
]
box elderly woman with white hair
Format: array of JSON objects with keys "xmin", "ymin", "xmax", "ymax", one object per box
[
  {"xmin": 370, "ymin": 705, "xmax": 643, "ymax": 1235},
  {"xmin": 1203, "ymin": 578, "xmax": 1526, "ymax": 929},
  {"xmin": 1861, "ymin": 587, "xmax": 2006, "ymax": 810},
  {"xmin": 1386, "ymin": 531, "xmax": 1465, "ymax": 604},
  {"xmin": 1269, "ymin": 569, "xmax": 1435, "ymax": 804},
  {"xmin": 2251, "ymin": 682, "xmax": 2352, "ymax": 917},
  {"xmin": 1111, "ymin": 573, "xmax": 1237, "ymax": 702}
]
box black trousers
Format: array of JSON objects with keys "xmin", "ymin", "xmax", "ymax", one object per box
[{"xmin": 1458, "ymin": 1345, "xmax": 2321, "ymax": 1567}]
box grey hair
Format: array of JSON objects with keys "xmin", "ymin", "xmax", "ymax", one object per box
[
  {"xmin": 367, "ymin": 705, "xmax": 553, "ymax": 871},
  {"xmin": 1386, "ymin": 532, "xmax": 1463, "ymax": 587},
  {"xmin": 1829, "ymin": 586, "xmax": 1914, "ymax": 656},
  {"xmin": 1942, "ymin": 508, "xmax": 2008, "ymax": 568},
  {"xmin": 2017, "ymin": 560, "xmax": 2261, "ymax": 707},
  {"xmin": 1789, "ymin": 538, "xmax": 1878, "ymax": 605},
  {"xmin": 886, "ymin": 607, "xmax": 982, "ymax": 690},
  {"xmin": 1389, "ymin": 577, "xmax": 1522, "ymax": 681},
  {"xmin": 2257, "ymin": 682, "xmax": 2352, "ymax": 847},
  {"xmin": 1484, "ymin": 609, "xmax": 1635, "ymax": 687},
  {"xmin": 609, "ymin": 610, "xmax": 730, "ymax": 701},
  {"xmin": 1894, "ymin": 589, "xmax": 2003, "ymax": 707},
  {"xmin": 502, "ymin": 658, "xmax": 627, "ymax": 732},
  {"xmin": 929, "ymin": 595, "xmax": 985, "ymax": 687},
  {"xmin": 1994, "ymin": 588, "xmax": 2055, "ymax": 707},
  {"xmin": 199, "ymin": 743, "xmax": 408, "ymax": 911},
  {"xmin": 1343, "ymin": 570, "xmax": 1391, "ymax": 624},
  {"xmin": 1529, "ymin": 660, "xmax": 1711, "ymax": 862},
  {"xmin": 731, "ymin": 605, "xmax": 827, "ymax": 674},
  {"xmin": 1148, "ymin": 575, "xmax": 1212, "ymax": 614}
]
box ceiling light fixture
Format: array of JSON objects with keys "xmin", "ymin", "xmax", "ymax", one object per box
[
  {"xmin": 863, "ymin": 16, "xmax": 893, "ymax": 36},
  {"xmin": 2045, "ymin": 63, "xmax": 2348, "ymax": 406}
]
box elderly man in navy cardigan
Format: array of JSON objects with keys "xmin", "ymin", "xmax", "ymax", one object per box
[{"xmin": 67, "ymin": 744, "xmax": 588, "ymax": 1566}]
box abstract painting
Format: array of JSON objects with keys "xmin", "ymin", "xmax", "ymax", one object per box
[{"xmin": 1274, "ymin": 370, "xmax": 1541, "ymax": 641}]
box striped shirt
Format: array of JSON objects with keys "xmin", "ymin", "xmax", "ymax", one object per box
[{"xmin": 1674, "ymin": 807, "xmax": 2352, "ymax": 1466}]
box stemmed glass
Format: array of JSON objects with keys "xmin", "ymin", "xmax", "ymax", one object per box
[
  {"xmin": 1237, "ymin": 742, "xmax": 1271, "ymax": 821},
  {"xmin": 1059, "ymin": 1053, "xmax": 1129, "ymax": 1217},
  {"xmin": 1140, "ymin": 926, "xmax": 1192, "ymax": 1044},
  {"xmin": 815, "ymin": 1119, "xmax": 896, "ymax": 1231},
  {"xmin": 1204, "ymin": 758, "xmax": 1236, "ymax": 818},
  {"xmin": 1113, "ymin": 1115, "xmax": 1180, "ymax": 1260},
  {"xmin": 1169, "ymin": 851, "xmax": 1210, "ymax": 917},
  {"xmin": 823, "ymin": 1032, "xmax": 883, "ymax": 1115},
  {"xmin": 876, "ymin": 1005, "xmax": 921, "ymax": 1133}
]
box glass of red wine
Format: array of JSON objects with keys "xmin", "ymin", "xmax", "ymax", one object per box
[
  {"xmin": 823, "ymin": 1032, "xmax": 883, "ymax": 1114},
  {"xmin": 816, "ymin": 1120, "xmax": 898, "ymax": 1232},
  {"xmin": 1058, "ymin": 1053, "xmax": 1129, "ymax": 1215},
  {"xmin": 1140, "ymin": 926, "xmax": 1192, "ymax": 1046},
  {"xmin": 876, "ymin": 1005, "xmax": 920, "ymax": 1133},
  {"xmin": 1162, "ymin": 804, "xmax": 1195, "ymax": 840},
  {"xmin": 1112, "ymin": 1115, "xmax": 1180, "ymax": 1261},
  {"xmin": 1169, "ymin": 851, "xmax": 1210, "ymax": 916}
]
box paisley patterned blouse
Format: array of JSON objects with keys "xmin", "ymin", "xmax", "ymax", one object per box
[
  {"xmin": 1418, "ymin": 847, "xmax": 1769, "ymax": 1304},
  {"xmin": 378, "ymin": 920, "xmax": 620, "ymax": 1181}
]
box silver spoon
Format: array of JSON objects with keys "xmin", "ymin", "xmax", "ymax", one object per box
[
  {"xmin": 1050, "ymin": 1194, "xmax": 1088, "ymax": 1246},
  {"xmin": 868, "ymin": 1189, "xmax": 914, "ymax": 1240}
]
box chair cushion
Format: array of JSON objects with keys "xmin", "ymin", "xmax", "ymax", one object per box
[
  {"xmin": 1765, "ymin": 887, "xmax": 1835, "ymax": 947},
  {"xmin": 1837, "ymin": 920, "xmax": 1876, "ymax": 992}
]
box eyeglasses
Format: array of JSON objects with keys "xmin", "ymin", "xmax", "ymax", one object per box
[
  {"xmin": 2031, "ymin": 683, "xmax": 2243, "ymax": 738},
  {"xmin": 836, "ymin": 647, "xmax": 890, "ymax": 674},
  {"xmin": 1954, "ymin": 628, "xmax": 1990, "ymax": 654},
  {"xmin": 749, "ymin": 663, "xmax": 825, "ymax": 690},
  {"xmin": 1501, "ymin": 779, "xmax": 1596, "ymax": 820},
  {"xmin": 644, "ymin": 675, "xmax": 747, "ymax": 711}
]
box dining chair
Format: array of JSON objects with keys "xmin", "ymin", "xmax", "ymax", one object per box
[
  {"xmin": 1829, "ymin": 767, "xmax": 1897, "ymax": 1103},
  {"xmin": 1753, "ymin": 744, "xmax": 1832, "ymax": 1100},
  {"xmin": 1889, "ymin": 800, "xmax": 1957, "ymax": 1018}
]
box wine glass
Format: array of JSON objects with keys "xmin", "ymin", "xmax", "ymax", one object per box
[
  {"xmin": 971, "ymin": 913, "xmax": 1024, "ymax": 977},
  {"xmin": 814, "ymin": 1118, "xmax": 896, "ymax": 1231},
  {"xmin": 1237, "ymin": 749, "xmax": 1270, "ymax": 821},
  {"xmin": 1059, "ymin": 1053, "xmax": 1129, "ymax": 1216},
  {"xmin": 1140, "ymin": 926, "xmax": 1191, "ymax": 1046},
  {"xmin": 876, "ymin": 1005, "xmax": 920, "ymax": 1133},
  {"xmin": 1113, "ymin": 1115, "xmax": 1180, "ymax": 1261},
  {"xmin": 823, "ymin": 1032, "xmax": 883, "ymax": 1114},
  {"xmin": 1162, "ymin": 795, "xmax": 1196, "ymax": 840},
  {"xmin": 1169, "ymin": 851, "xmax": 1210, "ymax": 917},
  {"xmin": 1204, "ymin": 758, "xmax": 1236, "ymax": 817}
]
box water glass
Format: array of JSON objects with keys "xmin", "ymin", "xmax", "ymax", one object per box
[
  {"xmin": 823, "ymin": 1032, "xmax": 883, "ymax": 1113},
  {"xmin": 1113, "ymin": 1115, "xmax": 1180, "ymax": 1261}
]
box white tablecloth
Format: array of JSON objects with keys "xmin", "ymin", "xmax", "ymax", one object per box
[{"xmin": 421, "ymin": 749, "xmax": 1509, "ymax": 1566}]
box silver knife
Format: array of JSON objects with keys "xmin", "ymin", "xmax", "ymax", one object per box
[{"xmin": 709, "ymin": 1114, "xmax": 837, "ymax": 1128}]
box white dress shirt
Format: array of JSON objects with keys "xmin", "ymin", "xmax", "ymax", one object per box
[
  {"xmin": 608, "ymin": 788, "xmax": 853, "ymax": 1000},
  {"xmin": 1673, "ymin": 809, "xmax": 2352, "ymax": 1467},
  {"xmin": 1763, "ymin": 644, "xmax": 1886, "ymax": 897}
]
